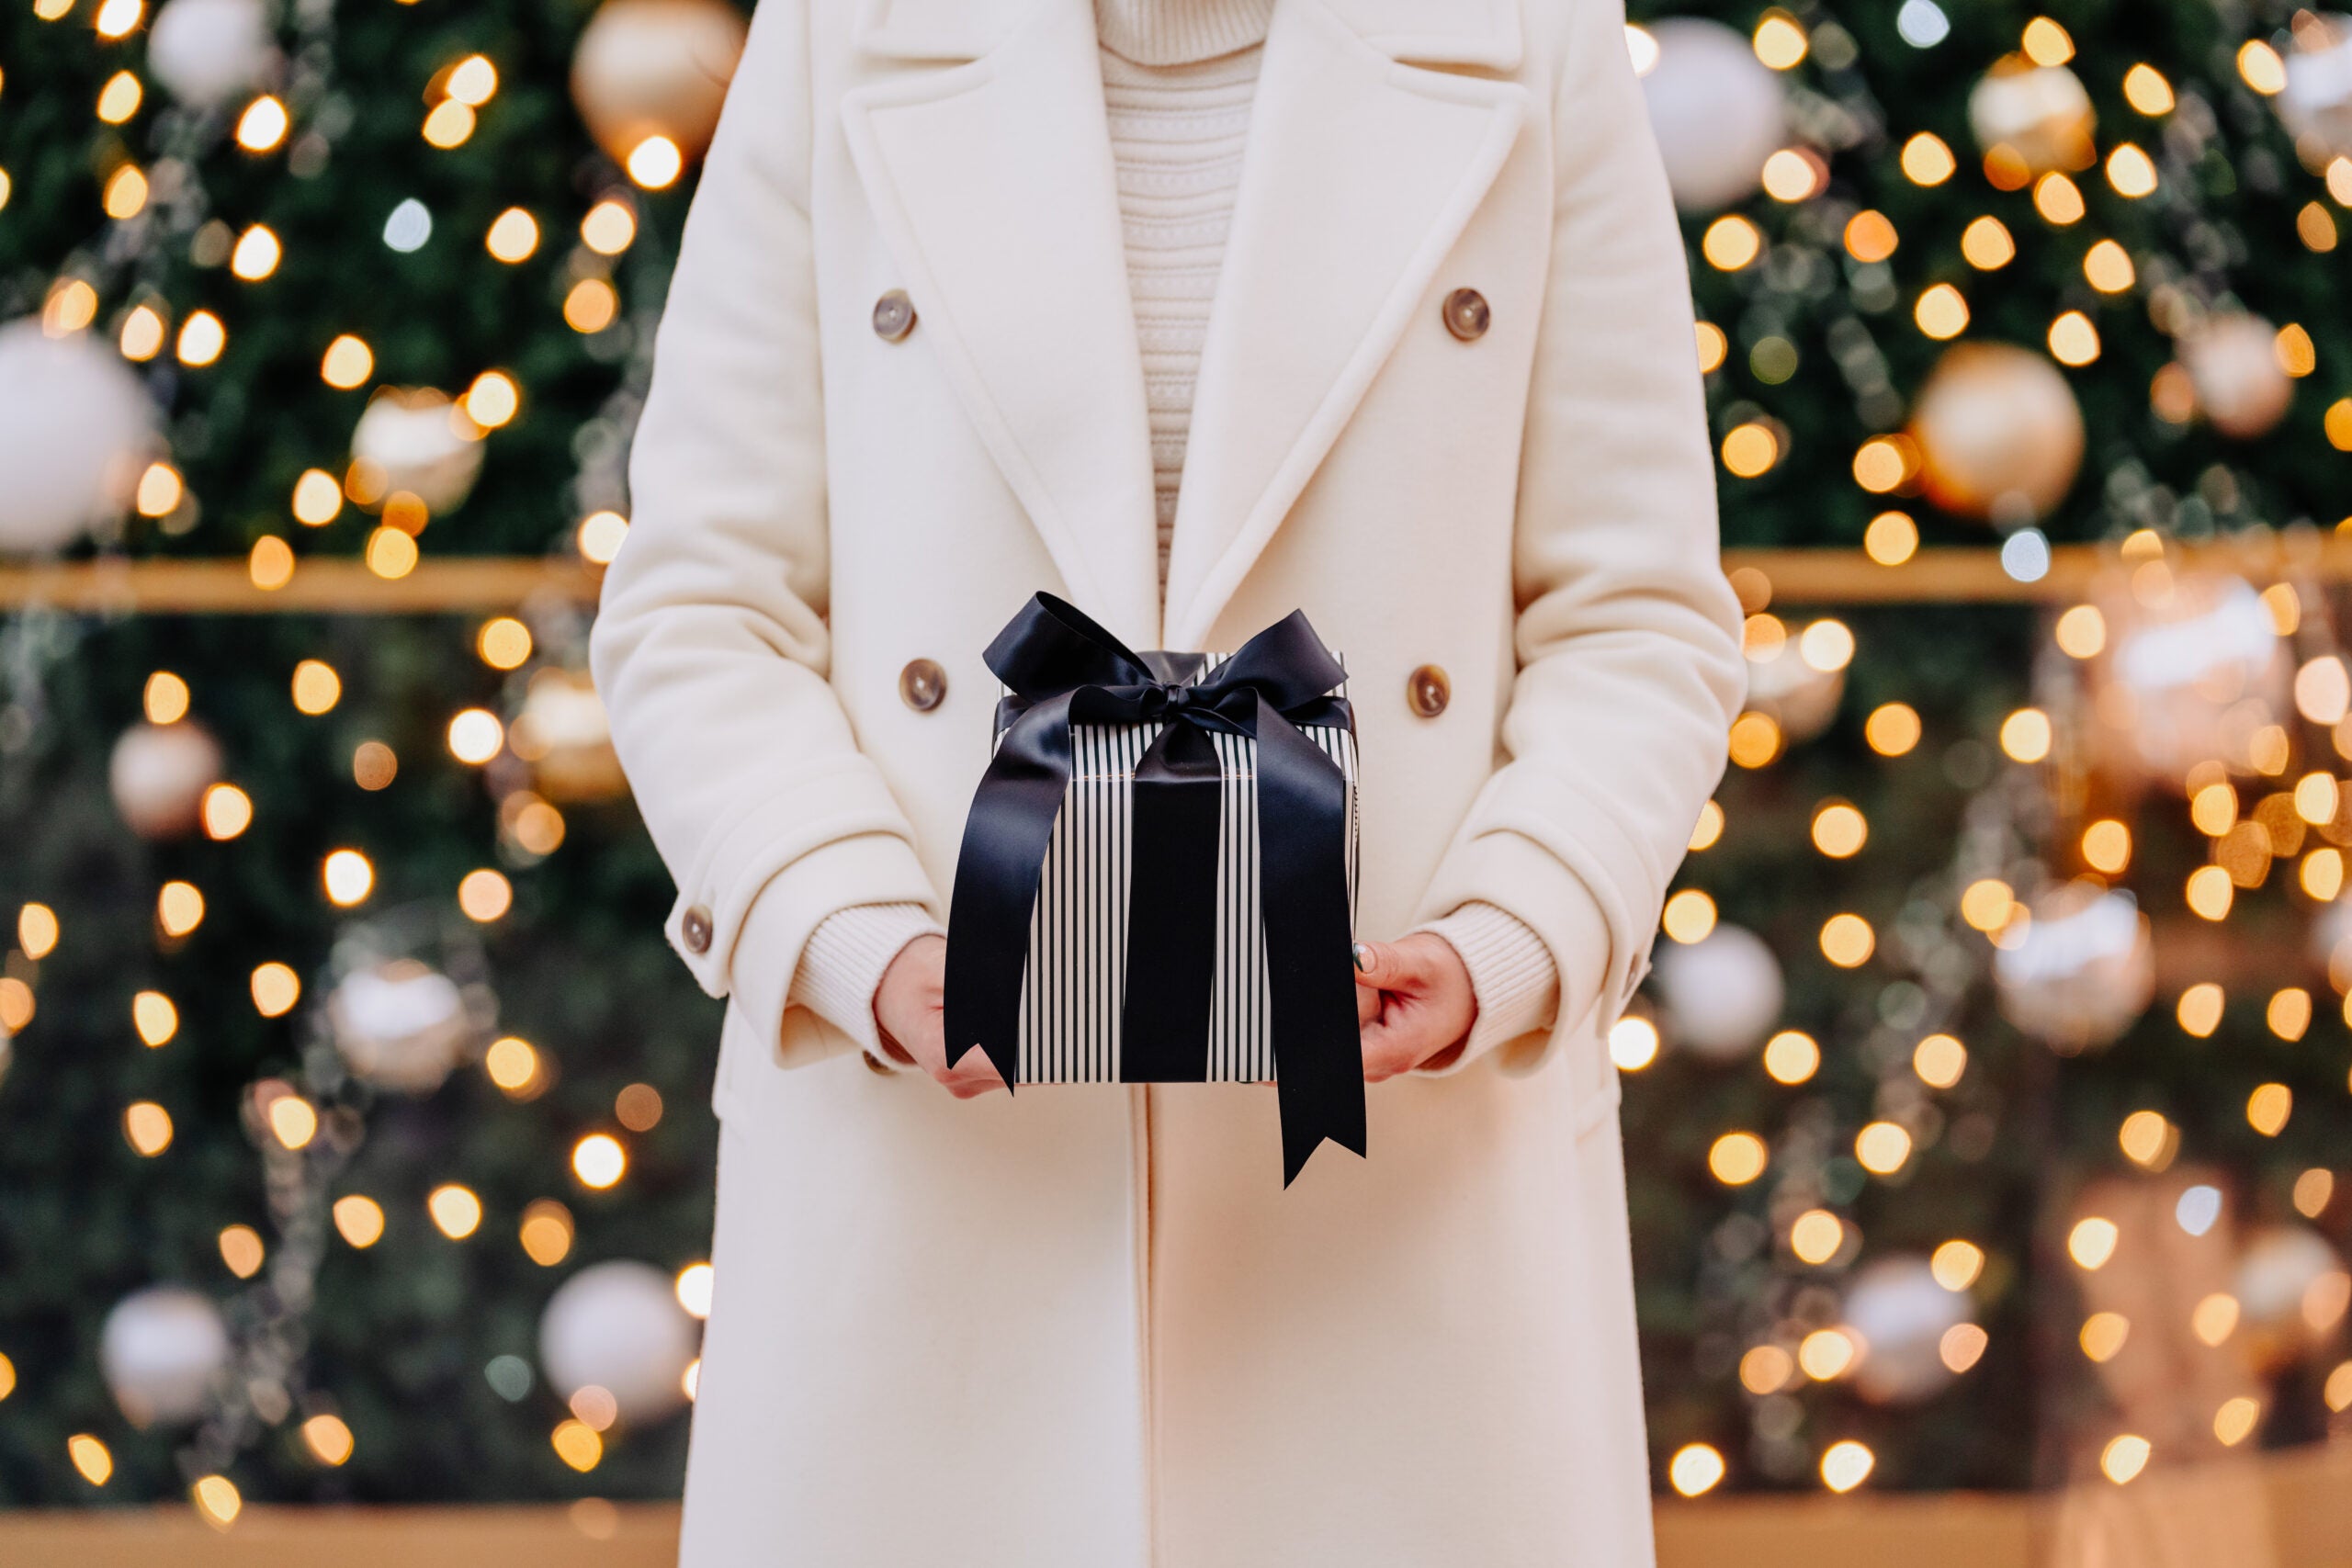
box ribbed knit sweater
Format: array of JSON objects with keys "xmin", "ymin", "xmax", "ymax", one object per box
[{"xmin": 784, "ymin": 0, "xmax": 1560, "ymax": 1071}]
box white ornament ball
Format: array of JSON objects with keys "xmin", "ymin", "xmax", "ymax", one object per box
[
  {"xmin": 349, "ymin": 389, "xmax": 486, "ymax": 515},
  {"xmin": 1844, "ymin": 1257, "xmax": 1973, "ymax": 1405},
  {"xmin": 2234, "ymin": 1225, "xmax": 2347, "ymax": 1372},
  {"xmin": 328, "ymin": 959, "xmax": 471, "ymax": 1093},
  {"xmin": 1651, "ymin": 924, "xmax": 1783, "ymax": 1060},
  {"xmin": 2277, "ymin": 14, "xmax": 2352, "ymax": 161},
  {"xmin": 2092, "ymin": 572, "xmax": 2290, "ymax": 787},
  {"xmin": 109, "ymin": 721, "xmax": 223, "ymax": 840},
  {"xmin": 147, "ymin": 0, "xmax": 276, "ymax": 107},
  {"xmin": 0, "ymin": 319, "xmax": 156, "ymax": 555},
  {"xmin": 539, "ymin": 1260, "xmax": 698, "ymax": 1424},
  {"xmin": 2182, "ymin": 314, "xmax": 2294, "ymax": 440},
  {"xmin": 1637, "ymin": 18, "xmax": 1788, "ymax": 213},
  {"xmin": 1991, "ymin": 885, "xmax": 2154, "ymax": 1054},
  {"xmin": 100, "ymin": 1286, "xmax": 231, "ymax": 1427}
]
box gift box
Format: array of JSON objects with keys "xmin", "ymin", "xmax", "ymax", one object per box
[{"xmin": 944, "ymin": 593, "xmax": 1370, "ymax": 1182}]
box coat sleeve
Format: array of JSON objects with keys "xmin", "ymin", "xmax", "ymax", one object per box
[
  {"xmin": 1407, "ymin": 0, "xmax": 1746, "ymax": 1077},
  {"xmin": 589, "ymin": 0, "xmax": 945, "ymax": 1066}
]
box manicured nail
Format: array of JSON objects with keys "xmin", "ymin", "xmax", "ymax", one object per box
[{"xmin": 1352, "ymin": 942, "xmax": 1372, "ymax": 973}]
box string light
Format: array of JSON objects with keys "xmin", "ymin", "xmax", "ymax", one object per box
[
  {"xmin": 18, "ymin": 902, "xmax": 59, "ymax": 959},
  {"xmin": 582, "ymin": 199, "xmax": 637, "ymax": 254},
  {"xmin": 2122, "ymin": 63, "xmax": 2174, "ymax": 115},
  {"xmin": 2191, "ymin": 1292, "xmax": 2240, "ymax": 1347},
  {"xmin": 572, "ymin": 1134, "xmax": 627, "ymax": 1189},
  {"xmin": 68, "ymin": 1435, "xmax": 114, "ymax": 1486},
  {"xmin": 1668, "ymin": 1444, "xmax": 1725, "ymax": 1497},
  {"xmin": 626, "ymin": 136, "xmax": 684, "ymax": 188},
  {"xmin": 302, "ymin": 1415, "xmax": 356, "ymax": 1466},
  {"xmin": 1702, "ymin": 216, "xmax": 1762, "ymax": 271},
  {"xmin": 333, "ymin": 1196, "xmax": 385, "ymax": 1247},
  {"xmin": 1900, "ymin": 133, "xmax": 1956, "ymax": 186},
  {"xmin": 1930, "ymin": 1240, "xmax": 1984, "ymax": 1291},
  {"xmin": 231, "ymin": 225, "xmax": 281, "ymax": 280},
  {"xmin": 236, "ymin": 95, "xmax": 289, "ymax": 152},
  {"xmin": 1819, "ymin": 1440, "xmax": 1874, "ymax": 1493},
  {"xmin": 485, "ymin": 208, "xmax": 539, "ymax": 263},
  {"xmin": 1708, "ymin": 1132, "xmax": 1769, "ymax": 1186},
  {"xmin": 321, "ymin": 335, "xmax": 374, "ymax": 389},
  {"xmin": 423, "ymin": 101, "xmax": 475, "ymax": 148},
  {"xmin": 519, "ymin": 1199, "xmax": 573, "ymax": 1264},
  {"xmin": 1762, "ymin": 1030, "xmax": 1818, "ymax": 1084},
  {"xmin": 428, "ymin": 1184, "xmax": 483, "ymax": 1239},
  {"xmin": 1608, "ymin": 1017, "xmax": 1659, "ymax": 1072},
  {"xmin": 1913, "ymin": 1034, "xmax": 1967, "ymax": 1089},
  {"xmin": 176, "ymin": 310, "xmax": 227, "ymax": 367}
]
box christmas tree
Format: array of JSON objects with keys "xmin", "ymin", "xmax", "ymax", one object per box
[
  {"xmin": 1629, "ymin": 0, "xmax": 2352, "ymax": 1499},
  {"xmin": 0, "ymin": 0, "xmax": 746, "ymax": 1510},
  {"xmin": 2, "ymin": 0, "xmax": 2350, "ymax": 1523}
]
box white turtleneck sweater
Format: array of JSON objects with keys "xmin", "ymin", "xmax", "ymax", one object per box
[{"xmin": 787, "ymin": 0, "xmax": 1560, "ymax": 1070}]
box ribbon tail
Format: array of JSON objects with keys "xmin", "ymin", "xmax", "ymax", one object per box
[
  {"xmin": 1118, "ymin": 722, "xmax": 1223, "ymax": 1082},
  {"xmin": 1251, "ymin": 704, "xmax": 1366, "ymax": 1185},
  {"xmin": 942, "ymin": 691, "xmax": 1082, "ymax": 1089}
]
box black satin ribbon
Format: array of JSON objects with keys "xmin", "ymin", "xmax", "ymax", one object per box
[{"xmin": 943, "ymin": 592, "xmax": 1367, "ymax": 1185}]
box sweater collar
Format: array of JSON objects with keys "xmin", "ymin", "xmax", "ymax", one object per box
[
  {"xmin": 1093, "ymin": 0, "xmax": 1273, "ymax": 64},
  {"xmin": 854, "ymin": 0, "xmax": 1521, "ymax": 70}
]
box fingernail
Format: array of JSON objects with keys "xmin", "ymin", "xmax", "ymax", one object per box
[{"xmin": 1351, "ymin": 942, "xmax": 1372, "ymax": 973}]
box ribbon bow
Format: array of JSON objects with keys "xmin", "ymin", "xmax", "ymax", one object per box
[{"xmin": 944, "ymin": 593, "xmax": 1367, "ymax": 1185}]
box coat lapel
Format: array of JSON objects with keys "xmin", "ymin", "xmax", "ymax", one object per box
[
  {"xmin": 842, "ymin": 0, "xmax": 1163, "ymax": 648},
  {"xmin": 1160, "ymin": 0, "xmax": 1529, "ymax": 650}
]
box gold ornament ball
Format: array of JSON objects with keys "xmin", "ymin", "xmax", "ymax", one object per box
[
  {"xmin": 510, "ymin": 668, "xmax": 628, "ymax": 803},
  {"xmin": 2180, "ymin": 313, "xmax": 2294, "ymax": 440},
  {"xmin": 1966, "ymin": 56, "xmax": 2097, "ymax": 178},
  {"xmin": 1907, "ymin": 343, "xmax": 2086, "ymax": 523},
  {"xmin": 571, "ymin": 0, "xmax": 750, "ymax": 170}
]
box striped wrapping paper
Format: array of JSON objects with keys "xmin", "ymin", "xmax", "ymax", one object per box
[{"xmin": 999, "ymin": 656, "xmax": 1359, "ymax": 1085}]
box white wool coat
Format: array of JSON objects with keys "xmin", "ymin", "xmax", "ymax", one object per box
[{"xmin": 588, "ymin": 0, "xmax": 1745, "ymax": 1562}]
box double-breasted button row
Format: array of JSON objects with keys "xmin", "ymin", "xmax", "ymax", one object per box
[
  {"xmin": 1442, "ymin": 288, "xmax": 1491, "ymax": 342},
  {"xmin": 899, "ymin": 658, "xmax": 947, "ymax": 712},
  {"xmin": 682, "ymin": 903, "xmax": 714, "ymax": 954},
  {"xmin": 872, "ymin": 289, "xmax": 917, "ymax": 342}
]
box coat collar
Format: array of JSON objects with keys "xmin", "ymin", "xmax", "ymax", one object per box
[
  {"xmin": 854, "ymin": 0, "xmax": 1523, "ymax": 69},
  {"xmin": 841, "ymin": 0, "xmax": 1528, "ymax": 649}
]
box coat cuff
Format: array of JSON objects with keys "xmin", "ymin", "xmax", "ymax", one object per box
[
  {"xmin": 720, "ymin": 832, "xmax": 944, "ymax": 1075},
  {"xmin": 1412, "ymin": 901, "xmax": 1560, "ymax": 1074},
  {"xmin": 789, "ymin": 903, "xmax": 944, "ymax": 1071},
  {"xmin": 1411, "ymin": 829, "xmax": 1623, "ymax": 1080}
]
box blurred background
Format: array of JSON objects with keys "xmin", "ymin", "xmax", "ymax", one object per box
[{"xmin": 3, "ymin": 0, "xmax": 2352, "ymax": 1561}]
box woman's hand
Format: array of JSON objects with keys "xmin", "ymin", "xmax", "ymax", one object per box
[
  {"xmin": 1354, "ymin": 934, "xmax": 1477, "ymax": 1081},
  {"xmin": 873, "ymin": 935, "xmax": 1008, "ymax": 1098}
]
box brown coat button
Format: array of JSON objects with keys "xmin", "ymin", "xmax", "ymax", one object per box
[
  {"xmin": 899, "ymin": 658, "xmax": 947, "ymax": 712},
  {"xmin": 681, "ymin": 904, "xmax": 714, "ymax": 954},
  {"xmin": 872, "ymin": 289, "xmax": 916, "ymax": 342},
  {"xmin": 1442, "ymin": 288, "xmax": 1490, "ymax": 342},
  {"xmin": 1407, "ymin": 664, "xmax": 1450, "ymax": 717}
]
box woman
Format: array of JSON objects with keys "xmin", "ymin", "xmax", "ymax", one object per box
[{"xmin": 590, "ymin": 0, "xmax": 1743, "ymax": 1562}]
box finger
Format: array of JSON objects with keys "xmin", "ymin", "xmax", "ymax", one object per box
[
  {"xmin": 1357, "ymin": 980, "xmax": 1381, "ymax": 1027},
  {"xmin": 1353, "ymin": 939, "xmax": 1430, "ymax": 994},
  {"xmin": 1360, "ymin": 1019, "xmax": 1430, "ymax": 1084}
]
